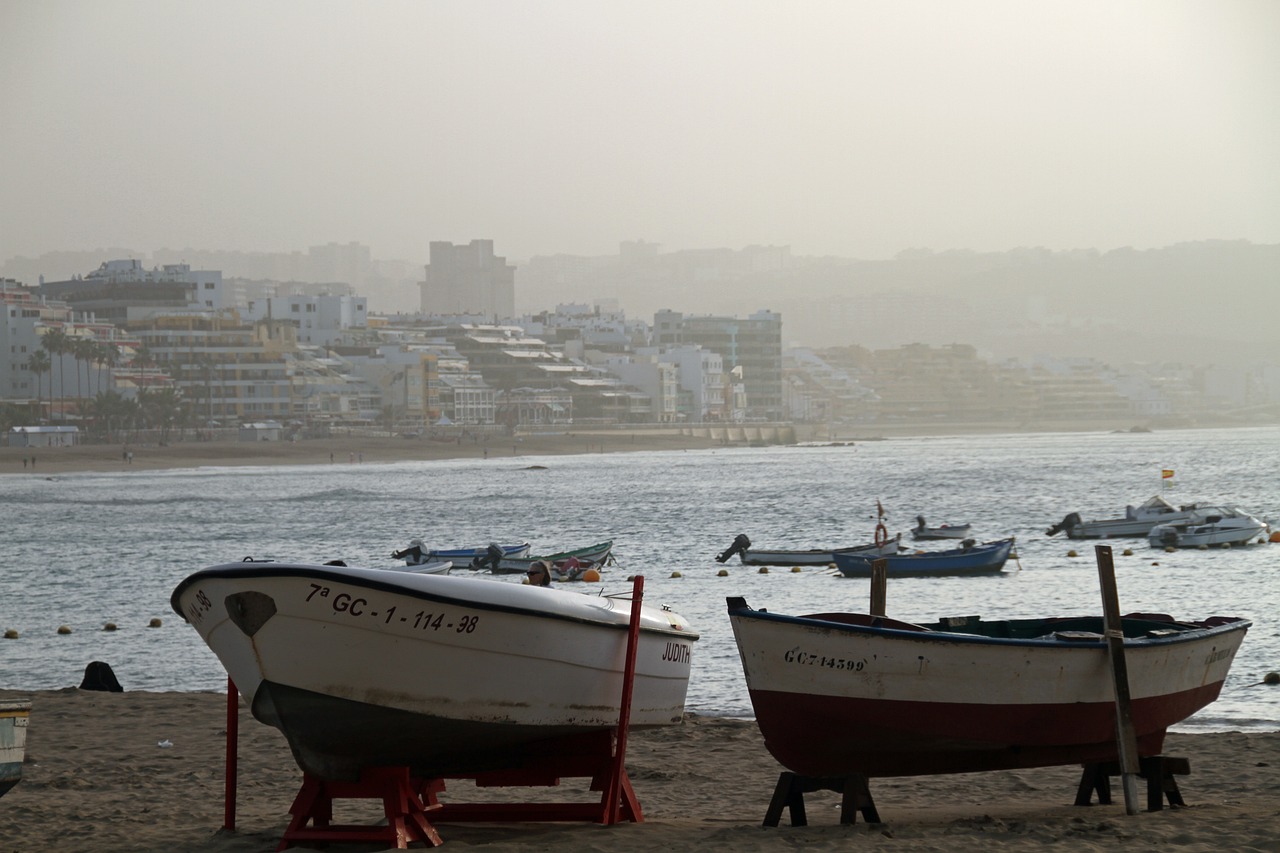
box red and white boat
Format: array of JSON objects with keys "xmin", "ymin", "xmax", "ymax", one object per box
[
  {"xmin": 172, "ymin": 561, "xmax": 698, "ymax": 781},
  {"xmin": 727, "ymin": 597, "xmax": 1249, "ymax": 777}
]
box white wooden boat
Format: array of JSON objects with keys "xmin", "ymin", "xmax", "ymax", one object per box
[
  {"xmin": 171, "ymin": 561, "xmax": 697, "ymax": 781},
  {"xmin": 489, "ymin": 540, "xmax": 614, "ymax": 574},
  {"xmin": 1046, "ymin": 495, "xmax": 1200, "ymax": 539},
  {"xmin": 1147, "ymin": 506, "xmax": 1269, "ymax": 548},
  {"xmin": 0, "ymin": 700, "xmax": 31, "ymax": 799},
  {"xmin": 715, "ymin": 533, "xmax": 901, "ymax": 567},
  {"xmin": 727, "ymin": 598, "xmax": 1249, "ymax": 777},
  {"xmin": 910, "ymin": 516, "xmax": 973, "ymax": 541}
]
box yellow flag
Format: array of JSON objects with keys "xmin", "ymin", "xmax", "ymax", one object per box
[{"xmin": 1161, "ymin": 469, "xmax": 1175, "ymax": 479}]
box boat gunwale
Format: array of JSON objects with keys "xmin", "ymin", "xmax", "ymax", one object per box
[
  {"xmin": 727, "ymin": 604, "xmax": 1251, "ymax": 651},
  {"xmin": 172, "ymin": 562, "xmax": 699, "ymax": 640}
]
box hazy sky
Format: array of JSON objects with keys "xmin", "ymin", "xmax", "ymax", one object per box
[{"xmin": 2, "ymin": 0, "xmax": 1277, "ymax": 264}]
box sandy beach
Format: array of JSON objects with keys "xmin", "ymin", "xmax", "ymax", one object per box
[
  {"xmin": 0, "ymin": 688, "xmax": 1276, "ymax": 853},
  {"xmin": 0, "ymin": 432, "xmax": 732, "ymax": 476}
]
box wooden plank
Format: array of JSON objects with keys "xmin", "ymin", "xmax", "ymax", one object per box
[
  {"xmin": 1095, "ymin": 544, "xmax": 1141, "ymax": 814},
  {"xmin": 869, "ymin": 560, "xmax": 887, "ymax": 616}
]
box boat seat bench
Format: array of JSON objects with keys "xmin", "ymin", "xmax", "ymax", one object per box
[{"xmin": 1074, "ymin": 756, "xmax": 1190, "ymax": 812}]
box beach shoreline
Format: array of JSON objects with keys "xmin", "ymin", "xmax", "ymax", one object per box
[
  {"xmin": 0, "ymin": 431, "xmax": 730, "ymax": 476},
  {"xmin": 0, "ymin": 688, "xmax": 1276, "ymax": 852},
  {"xmin": 7, "ymin": 420, "xmax": 1271, "ymax": 476}
]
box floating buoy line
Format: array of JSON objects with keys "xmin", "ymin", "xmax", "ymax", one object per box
[{"xmin": 2, "ymin": 618, "xmax": 168, "ymax": 638}]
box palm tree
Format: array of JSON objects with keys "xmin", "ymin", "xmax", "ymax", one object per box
[
  {"xmin": 74, "ymin": 337, "xmax": 97, "ymax": 412},
  {"xmin": 29, "ymin": 350, "xmax": 51, "ymax": 423},
  {"xmin": 40, "ymin": 328, "xmax": 70, "ymax": 422},
  {"xmin": 97, "ymin": 343, "xmax": 120, "ymax": 397},
  {"xmin": 86, "ymin": 391, "xmax": 131, "ymax": 443},
  {"xmin": 133, "ymin": 343, "xmax": 154, "ymax": 394},
  {"xmin": 141, "ymin": 387, "xmax": 184, "ymax": 445}
]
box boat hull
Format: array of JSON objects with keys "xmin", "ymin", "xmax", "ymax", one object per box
[
  {"xmin": 727, "ymin": 602, "xmax": 1248, "ymax": 778},
  {"xmin": 491, "ymin": 541, "xmax": 614, "ymax": 574},
  {"xmin": 172, "ymin": 563, "xmax": 697, "ymax": 780},
  {"xmin": 0, "ymin": 701, "xmax": 31, "ymax": 799},
  {"xmin": 833, "ymin": 538, "xmax": 1014, "ymax": 577},
  {"xmin": 1147, "ymin": 516, "xmax": 1268, "ymax": 548},
  {"xmin": 739, "ymin": 540, "xmax": 900, "ymax": 567},
  {"xmin": 910, "ymin": 525, "xmax": 972, "ymax": 541}
]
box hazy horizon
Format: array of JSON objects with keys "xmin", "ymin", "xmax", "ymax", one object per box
[{"xmin": 3, "ymin": 1, "xmax": 1278, "ymax": 266}]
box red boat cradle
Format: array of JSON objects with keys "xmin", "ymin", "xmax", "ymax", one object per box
[
  {"xmin": 278, "ymin": 766, "xmax": 443, "ymax": 850},
  {"xmin": 257, "ymin": 576, "xmax": 650, "ymax": 849}
]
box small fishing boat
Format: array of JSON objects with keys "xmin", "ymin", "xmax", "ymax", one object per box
[
  {"xmin": 488, "ymin": 540, "xmax": 614, "ymax": 575},
  {"xmin": 715, "ymin": 533, "xmax": 902, "ymax": 567},
  {"xmin": 0, "ymin": 700, "xmax": 31, "ymax": 799},
  {"xmin": 1046, "ymin": 495, "xmax": 1200, "ymax": 539},
  {"xmin": 392, "ymin": 541, "xmax": 530, "ymax": 570},
  {"xmin": 726, "ymin": 597, "xmax": 1249, "ymax": 777},
  {"xmin": 833, "ymin": 537, "xmax": 1015, "ymax": 577},
  {"xmin": 1147, "ymin": 506, "xmax": 1269, "ymax": 548},
  {"xmin": 910, "ymin": 515, "xmax": 973, "ymax": 541},
  {"xmin": 171, "ymin": 561, "xmax": 698, "ymax": 781}
]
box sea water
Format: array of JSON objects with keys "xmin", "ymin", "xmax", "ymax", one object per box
[{"xmin": 2, "ymin": 426, "xmax": 1277, "ymax": 733}]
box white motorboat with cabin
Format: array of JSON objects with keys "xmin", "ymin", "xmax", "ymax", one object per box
[{"xmin": 1147, "ymin": 506, "xmax": 1269, "ymax": 548}]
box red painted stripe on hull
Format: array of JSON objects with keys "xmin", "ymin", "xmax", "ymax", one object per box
[{"xmin": 748, "ymin": 682, "xmax": 1224, "ymax": 777}]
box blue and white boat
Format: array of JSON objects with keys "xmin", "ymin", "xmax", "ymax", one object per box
[
  {"xmin": 392, "ymin": 541, "xmax": 531, "ymax": 569},
  {"xmin": 833, "ymin": 537, "xmax": 1015, "ymax": 577}
]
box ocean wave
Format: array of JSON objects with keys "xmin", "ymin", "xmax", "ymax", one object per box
[{"xmin": 285, "ymin": 487, "xmax": 383, "ymax": 502}]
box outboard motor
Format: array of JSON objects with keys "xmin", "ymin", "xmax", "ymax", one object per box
[
  {"xmin": 392, "ymin": 540, "xmax": 427, "ymax": 565},
  {"xmin": 1045, "ymin": 512, "xmax": 1081, "ymax": 537},
  {"xmin": 960, "ymin": 538, "xmax": 976, "ymax": 550},
  {"xmin": 915, "ymin": 515, "xmax": 927, "ymax": 530},
  {"xmin": 716, "ymin": 533, "xmax": 752, "ymax": 563},
  {"xmin": 476, "ymin": 542, "xmax": 505, "ymax": 571}
]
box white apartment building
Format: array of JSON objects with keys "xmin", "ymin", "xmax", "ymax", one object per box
[{"xmin": 244, "ymin": 294, "xmax": 368, "ymax": 346}]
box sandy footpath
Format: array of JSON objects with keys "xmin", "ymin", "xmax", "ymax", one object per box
[{"xmin": 0, "ymin": 688, "xmax": 1276, "ymax": 853}]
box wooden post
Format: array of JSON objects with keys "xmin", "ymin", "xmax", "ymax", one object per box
[
  {"xmin": 869, "ymin": 559, "xmax": 887, "ymax": 616},
  {"xmin": 1095, "ymin": 545, "xmax": 1141, "ymax": 814},
  {"xmin": 224, "ymin": 676, "xmax": 238, "ymax": 830},
  {"xmin": 603, "ymin": 575, "xmax": 644, "ymax": 825}
]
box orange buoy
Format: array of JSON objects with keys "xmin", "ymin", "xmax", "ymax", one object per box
[
  {"xmin": 582, "ymin": 568, "xmax": 600, "ymax": 582},
  {"xmin": 1270, "ymin": 530, "xmax": 1280, "ymax": 543}
]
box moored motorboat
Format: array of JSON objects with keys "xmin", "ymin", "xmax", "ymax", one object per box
[
  {"xmin": 833, "ymin": 537, "xmax": 1015, "ymax": 577},
  {"xmin": 910, "ymin": 515, "xmax": 973, "ymax": 541},
  {"xmin": 1046, "ymin": 495, "xmax": 1200, "ymax": 539},
  {"xmin": 1147, "ymin": 506, "xmax": 1269, "ymax": 548},
  {"xmin": 171, "ymin": 561, "xmax": 697, "ymax": 781},
  {"xmin": 715, "ymin": 533, "xmax": 902, "ymax": 567},
  {"xmin": 0, "ymin": 700, "xmax": 31, "ymax": 799},
  {"xmin": 726, "ymin": 597, "xmax": 1249, "ymax": 777},
  {"xmin": 392, "ymin": 541, "xmax": 530, "ymax": 570}
]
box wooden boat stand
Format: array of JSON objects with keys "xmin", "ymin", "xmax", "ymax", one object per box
[
  {"xmin": 262, "ymin": 575, "xmax": 648, "ymax": 849},
  {"xmin": 1075, "ymin": 756, "xmax": 1190, "ymax": 812},
  {"xmin": 763, "ymin": 771, "xmax": 881, "ymax": 827}
]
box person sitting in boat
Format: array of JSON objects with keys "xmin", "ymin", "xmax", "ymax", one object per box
[
  {"xmin": 391, "ymin": 539, "xmax": 429, "ymax": 566},
  {"xmin": 526, "ymin": 560, "xmax": 552, "ymax": 587}
]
